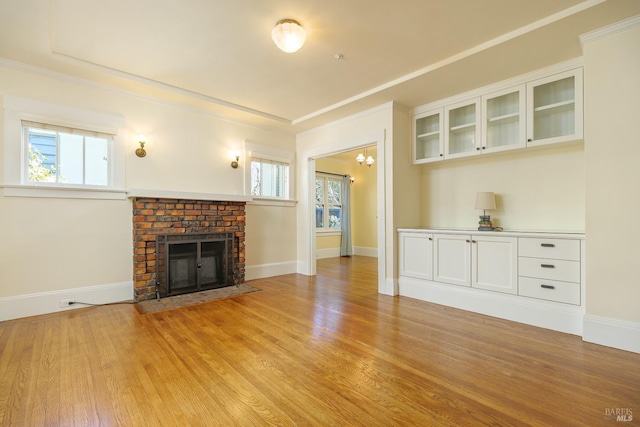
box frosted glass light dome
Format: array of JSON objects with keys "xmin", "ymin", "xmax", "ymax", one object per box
[{"xmin": 271, "ymin": 19, "xmax": 306, "ymax": 53}]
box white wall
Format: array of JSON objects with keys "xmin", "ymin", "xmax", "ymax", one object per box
[
  {"xmin": 583, "ymin": 22, "xmax": 640, "ymax": 328},
  {"xmin": 419, "ymin": 144, "xmax": 585, "ymax": 231},
  {"xmin": 0, "ymin": 63, "xmax": 296, "ymax": 318}
]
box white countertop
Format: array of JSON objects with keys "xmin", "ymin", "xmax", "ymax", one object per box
[{"xmin": 397, "ymin": 227, "xmax": 585, "ymax": 239}]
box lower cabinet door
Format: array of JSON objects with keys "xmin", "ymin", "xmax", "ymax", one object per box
[
  {"xmin": 434, "ymin": 234, "xmax": 471, "ymax": 287},
  {"xmin": 471, "ymin": 235, "xmax": 518, "ymax": 294},
  {"xmin": 399, "ymin": 232, "xmax": 433, "ymax": 280}
]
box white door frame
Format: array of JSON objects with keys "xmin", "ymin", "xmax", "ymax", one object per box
[{"xmin": 298, "ymin": 130, "xmax": 387, "ymax": 293}]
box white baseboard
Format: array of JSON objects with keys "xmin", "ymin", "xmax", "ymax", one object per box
[
  {"xmin": 583, "ymin": 315, "xmax": 640, "ymax": 354},
  {"xmin": 353, "ymin": 246, "xmax": 378, "ymax": 257},
  {"xmin": 381, "ymin": 277, "xmax": 397, "ymax": 296},
  {"xmin": 0, "ymin": 281, "xmax": 133, "ymax": 321},
  {"xmin": 399, "ymin": 276, "xmax": 584, "ymax": 335},
  {"xmin": 317, "ymin": 246, "xmax": 378, "ymax": 259},
  {"xmin": 316, "ymin": 248, "xmax": 340, "ymax": 259},
  {"xmin": 245, "ymin": 261, "xmax": 298, "ymax": 281}
]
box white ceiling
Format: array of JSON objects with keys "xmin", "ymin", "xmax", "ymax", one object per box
[{"xmin": 1, "ymin": 0, "xmax": 639, "ymax": 133}]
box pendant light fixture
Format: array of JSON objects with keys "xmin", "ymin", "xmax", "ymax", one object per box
[
  {"xmin": 356, "ymin": 147, "xmax": 374, "ymax": 167},
  {"xmin": 271, "ymin": 19, "xmax": 306, "ymax": 53}
]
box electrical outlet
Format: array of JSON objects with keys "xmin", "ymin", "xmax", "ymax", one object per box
[{"xmin": 59, "ymin": 299, "xmax": 75, "ymax": 308}]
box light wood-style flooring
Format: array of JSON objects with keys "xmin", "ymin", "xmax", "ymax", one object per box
[{"xmin": 1, "ymin": 256, "xmax": 638, "ymax": 426}]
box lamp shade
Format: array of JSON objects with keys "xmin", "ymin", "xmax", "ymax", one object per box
[
  {"xmin": 475, "ymin": 192, "xmax": 496, "ymax": 210},
  {"xmin": 271, "ymin": 19, "xmax": 306, "ymax": 53}
]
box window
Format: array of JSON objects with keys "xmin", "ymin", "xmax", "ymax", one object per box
[
  {"xmin": 316, "ymin": 174, "xmax": 342, "ymax": 231},
  {"xmin": 244, "ymin": 140, "xmax": 295, "ymax": 205},
  {"xmin": 250, "ymin": 158, "xmax": 289, "ymax": 199},
  {"xmin": 23, "ymin": 121, "xmax": 113, "ymax": 187},
  {"xmin": 3, "ymin": 95, "xmax": 126, "ymax": 199}
]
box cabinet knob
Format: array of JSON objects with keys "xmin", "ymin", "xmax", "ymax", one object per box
[
  {"xmin": 476, "ymin": 147, "xmax": 480, "ymax": 151},
  {"xmin": 439, "ymin": 154, "xmax": 443, "ymax": 157},
  {"xmin": 465, "ymin": 239, "xmax": 470, "ymax": 243},
  {"xmin": 472, "ymin": 240, "xmax": 477, "ymax": 243},
  {"xmin": 481, "ymin": 146, "xmax": 486, "ymax": 150},
  {"xmin": 527, "ymin": 138, "xmax": 532, "ymax": 142},
  {"xmin": 428, "ymin": 237, "xmax": 433, "ymax": 241}
]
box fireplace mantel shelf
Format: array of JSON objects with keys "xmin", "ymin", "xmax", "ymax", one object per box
[{"xmin": 127, "ymin": 189, "xmax": 253, "ymax": 202}]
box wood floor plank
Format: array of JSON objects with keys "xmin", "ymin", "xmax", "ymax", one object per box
[{"xmin": 0, "ymin": 256, "xmax": 639, "ymax": 426}]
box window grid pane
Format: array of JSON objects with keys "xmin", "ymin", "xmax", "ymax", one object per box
[
  {"xmin": 316, "ymin": 174, "xmax": 343, "ymax": 231},
  {"xmin": 251, "ymin": 158, "xmax": 290, "ymax": 199},
  {"xmin": 25, "ymin": 125, "xmax": 112, "ymax": 186}
]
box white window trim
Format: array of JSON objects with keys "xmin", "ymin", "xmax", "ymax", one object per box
[
  {"xmin": 244, "ymin": 139, "xmax": 295, "ymax": 207},
  {"xmin": 2, "ymin": 95, "xmax": 126, "ymax": 200},
  {"xmin": 315, "ymin": 172, "xmax": 344, "ymax": 233}
]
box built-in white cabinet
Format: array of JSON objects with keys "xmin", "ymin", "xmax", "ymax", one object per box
[
  {"xmin": 472, "ymin": 235, "xmax": 518, "ymax": 295},
  {"xmin": 444, "ymin": 98, "xmax": 481, "ymax": 159},
  {"xmin": 411, "ymin": 63, "xmax": 583, "ymax": 165},
  {"xmin": 481, "ymin": 85, "xmax": 526, "ymax": 154},
  {"xmin": 433, "ymin": 233, "xmax": 517, "ymax": 294},
  {"xmin": 399, "ymin": 232, "xmax": 433, "ymax": 280},
  {"xmin": 434, "ymin": 234, "xmax": 471, "ymax": 286},
  {"xmin": 398, "ymin": 228, "xmax": 585, "ymax": 335},
  {"xmin": 526, "ymin": 68, "xmax": 583, "ymax": 146},
  {"xmin": 413, "ymin": 109, "xmax": 444, "ymax": 163},
  {"xmin": 518, "ymin": 237, "xmax": 581, "ymax": 305}
]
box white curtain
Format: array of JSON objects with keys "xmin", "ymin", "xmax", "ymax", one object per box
[{"xmin": 340, "ymin": 175, "xmax": 353, "ymax": 256}]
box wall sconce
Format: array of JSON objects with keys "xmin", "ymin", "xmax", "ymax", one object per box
[
  {"xmin": 135, "ymin": 134, "xmax": 147, "ymax": 158},
  {"xmin": 350, "ymin": 176, "xmax": 355, "ymax": 184},
  {"xmin": 231, "ymin": 152, "xmax": 240, "ymax": 169}
]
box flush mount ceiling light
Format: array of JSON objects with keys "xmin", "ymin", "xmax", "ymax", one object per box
[{"xmin": 271, "ymin": 19, "xmax": 306, "ymax": 53}]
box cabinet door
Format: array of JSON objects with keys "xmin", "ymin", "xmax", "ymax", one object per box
[
  {"xmin": 527, "ymin": 68, "xmax": 583, "ymax": 146},
  {"xmin": 413, "ymin": 109, "xmax": 444, "ymax": 164},
  {"xmin": 481, "ymin": 85, "xmax": 526, "ymax": 154},
  {"xmin": 471, "ymin": 235, "xmax": 518, "ymax": 294},
  {"xmin": 399, "ymin": 232, "xmax": 433, "ymax": 280},
  {"xmin": 434, "ymin": 234, "xmax": 471, "ymax": 287},
  {"xmin": 444, "ymin": 98, "xmax": 481, "ymax": 159}
]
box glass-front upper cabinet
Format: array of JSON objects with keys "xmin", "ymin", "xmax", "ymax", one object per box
[
  {"xmin": 444, "ymin": 98, "xmax": 481, "ymax": 159},
  {"xmin": 481, "ymin": 85, "xmax": 526, "ymax": 154},
  {"xmin": 527, "ymin": 68, "xmax": 583, "ymax": 146},
  {"xmin": 412, "ymin": 108, "xmax": 443, "ymax": 164}
]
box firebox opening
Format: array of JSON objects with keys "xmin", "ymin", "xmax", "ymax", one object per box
[{"xmin": 157, "ymin": 232, "xmax": 235, "ymax": 298}]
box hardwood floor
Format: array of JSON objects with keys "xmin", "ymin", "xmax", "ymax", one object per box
[{"xmin": 0, "ymin": 256, "xmax": 638, "ymax": 426}]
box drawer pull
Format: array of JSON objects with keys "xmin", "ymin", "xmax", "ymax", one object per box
[
  {"xmin": 541, "ymin": 243, "xmax": 555, "ymax": 248},
  {"xmin": 540, "ymin": 284, "xmax": 555, "ymax": 290},
  {"xmin": 541, "ymin": 264, "xmax": 555, "ymax": 269}
]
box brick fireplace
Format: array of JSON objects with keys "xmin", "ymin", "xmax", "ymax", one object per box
[{"xmin": 131, "ymin": 196, "xmax": 246, "ymax": 301}]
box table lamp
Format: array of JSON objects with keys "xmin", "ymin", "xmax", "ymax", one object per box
[{"xmin": 475, "ymin": 192, "xmax": 496, "ymax": 231}]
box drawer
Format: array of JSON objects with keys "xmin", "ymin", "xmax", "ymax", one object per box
[
  {"xmin": 518, "ymin": 257, "xmax": 580, "ymax": 283},
  {"xmin": 519, "ymin": 277, "xmax": 580, "ymax": 305},
  {"xmin": 518, "ymin": 238, "xmax": 580, "ymax": 261}
]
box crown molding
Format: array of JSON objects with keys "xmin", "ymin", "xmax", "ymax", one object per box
[{"xmin": 579, "ymin": 14, "xmax": 640, "ymax": 49}]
